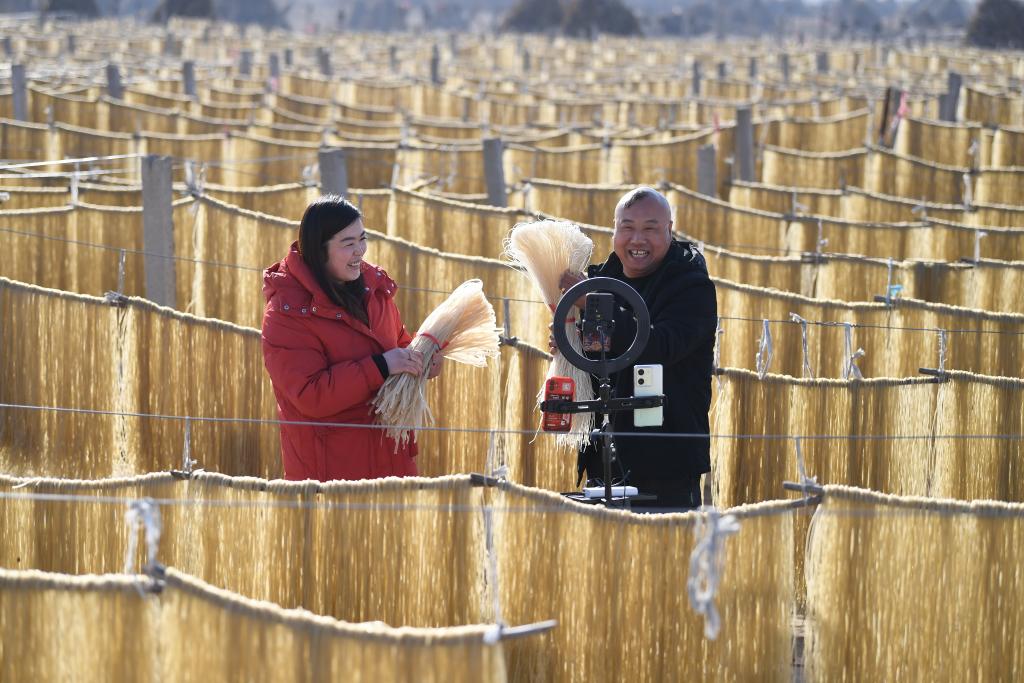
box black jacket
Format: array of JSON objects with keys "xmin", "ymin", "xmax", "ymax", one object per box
[{"xmin": 581, "ymin": 240, "xmax": 717, "ymax": 481}]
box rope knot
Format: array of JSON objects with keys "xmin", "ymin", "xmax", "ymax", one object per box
[
  {"xmin": 795, "ymin": 436, "xmax": 819, "ymax": 498},
  {"xmin": 937, "ymin": 329, "xmax": 948, "ymax": 372},
  {"xmin": 184, "ymin": 160, "xmax": 206, "ymax": 200},
  {"xmin": 687, "ymin": 507, "xmax": 740, "ymax": 640},
  {"xmin": 124, "ymin": 498, "xmax": 163, "ymax": 591},
  {"xmin": 842, "ymin": 323, "xmax": 864, "ymax": 380},
  {"xmin": 712, "ymin": 319, "xmax": 724, "ymax": 375},
  {"xmin": 789, "ymin": 313, "xmax": 813, "ymax": 378},
  {"xmin": 755, "ymin": 319, "xmax": 773, "ymax": 379}
]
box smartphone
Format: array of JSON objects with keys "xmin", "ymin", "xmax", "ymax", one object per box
[
  {"xmin": 542, "ymin": 376, "xmax": 575, "ymax": 432},
  {"xmin": 581, "ymin": 293, "xmax": 614, "ymax": 353},
  {"xmin": 633, "ymin": 364, "xmax": 663, "ymax": 428}
]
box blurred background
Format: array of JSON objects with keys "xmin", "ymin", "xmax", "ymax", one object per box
[{"xmin": 7, "ymin": 0, "xmax": 1023, "ymax": 50}]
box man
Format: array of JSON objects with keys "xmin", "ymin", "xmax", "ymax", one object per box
[{"xmin": 555, "ymin": 186, "xmax": 717, "ymax": 510}]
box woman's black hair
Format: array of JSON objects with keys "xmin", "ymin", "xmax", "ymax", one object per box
[{"xmin": 297, "ymin": 194, "xmax": 369, "ymax": 325}]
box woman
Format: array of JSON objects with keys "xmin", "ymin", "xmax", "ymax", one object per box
[{"xmin": 261, "ymin": 195, "xmax": 441, "ymax": 481}]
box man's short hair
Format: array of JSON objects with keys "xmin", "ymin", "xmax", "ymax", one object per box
[{"xmin": 616, "ymin": 186, "xmax": 672, "ymax": 215}]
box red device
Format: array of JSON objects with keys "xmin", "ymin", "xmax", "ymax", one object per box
[{"xmin": 542, "ymin": 376, "xmax": 576, "ymax": 432}]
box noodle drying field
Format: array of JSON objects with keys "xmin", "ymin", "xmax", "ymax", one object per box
[{"xmin": 0, "ymin": 17, "xmax": 1022, "ymax": 681}]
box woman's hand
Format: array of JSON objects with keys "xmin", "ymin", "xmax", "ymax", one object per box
[
  {"xmin": 427, "ymin": 353, "xmax": 444, "ymax": 379},
  {"xmin": 548, "ymin": 322, "xmax": 558, "ymax": 356},
  {"xmin": 384, "ymin": 346, "xmax": 424, "ymax": 376},
  {"xmin": 559, "ymin": 269, "xmax": 587, "ymax": 309}
]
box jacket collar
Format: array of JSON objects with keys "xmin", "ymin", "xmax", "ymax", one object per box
[{"xmin": 590, "ymin": 240, "xmax": 702, "ymax": 281}]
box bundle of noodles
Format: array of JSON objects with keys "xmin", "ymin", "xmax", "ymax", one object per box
[
  {"xmin": 372, "ymin": 279, "xmax": 500, "ymax": 449},
  {"xmin": 503, "ymin": 219, "xmax": 595, "ymax": 449}
]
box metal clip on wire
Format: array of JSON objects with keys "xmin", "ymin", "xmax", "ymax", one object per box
[
  {"xmin": 871, "ymin": 258, "xmax": 903, "ymax": 307},
  {"xmin": 483, "ymin": 619, "xmax": 558, "ymax": 645},
  {"xmin": 469, "ymin": 472, "xmax": 504, "ymax": 488},
  {"xmin": 782, "ymin": 437, "xmax": 825, "ymax": 503},
  {"xmin": 918, "ymin": 329, "xmax": 951, "ymax": 383},
  {"xmin": 498, "ymin": 298, "xmax": 518, "ymax": 347},
  {"xmin": 103, "ymin": 290, "xmax": 129, "ymax": 307},
  {"xmin": 171, "ymin": 416, "xmax": 200, "ymax": 479}
]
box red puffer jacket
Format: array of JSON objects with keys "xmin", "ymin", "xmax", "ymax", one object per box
[{"xmin": 261, "ymin": 242, "xmax": 417, "ymax": 481}]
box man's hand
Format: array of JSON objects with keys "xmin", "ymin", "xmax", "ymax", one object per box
[{"xmin": 559, "ymin": 269, "xmax": 587, "ymax": 309}]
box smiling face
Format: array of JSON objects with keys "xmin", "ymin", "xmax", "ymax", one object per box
[
  {"xmin": 323, "ymin": 217, "xmax": 367, "ymax": 282},
  {"xmin": 613, "ymin": 193, "xmax": 673, "ymax": 278}
]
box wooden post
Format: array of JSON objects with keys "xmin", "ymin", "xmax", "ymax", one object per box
[
  {"xmin": 2, "ymin": 37, "xmax": 12, "ymax": 58},
  {"xmin": 389, "ymin": 45, "xmax": 398, "ymax": 73},
  {"xmin": 717, "ymin": 61, "xmax": 727, "ymax": 80},
  {"xmin": 66, "ymin": 34, "xmax": 76, "ymax": 55},
  {"xmin": 141, "ymin": 155, "xmax": 176, "ymax": 308},
  {"xmin": 816, "ymin": 51, "xmax": 829, "ymax": 74},
  {"xmin": 697, "ymin": 144, "xmax": 717, "ymax": 198},
  {"xmin": 106, "ymin": 63, "xmax": 124, "ymax": 100},
  {"xmin": 482, "ymin": 137, "xmax": 507, "ymax": 207},
  {"xmin": 879, "ymin": 86, "xmax": 901, "ymax": 147},
  {"xmin": 522, "ymin": 49, "xmax": 531, "ymax": 74},
  {"xmin": 11, "ymin": 64, "xmax": 27, "ymax": 122},
  {"xmin": 318, "ymin": 147, "xmax": 348, "ymax": 198},
  {"xmin": 268, "ymin": 53, "xmax": 280, "ymax": 80},
  {"xmin": 748, "ymin": 57, "xmax": 757, "ymax": 80},
  {"xmin": 667, "ymin": 101, "xmax": 679, "ymax": 125},
  {"xmin": 938, "ymin": 93, "xmax": 951, "ymax": 122},
  {"xmin": 780, "ymin": 53, "xmax": 790, "ymax": 83},
  {"xmin": 430, "ymin": 44, "xmax": 441, "ymax": 85},
  {"xmin": 941, "ymin": 71, "xmax": 962, "ymax": 122},
  {"xmin": 735, "ymin": 106, "xmax": 755, "ymax": 182},
  {"xmin": 284, "ymin": 48, "xmax": 293, "ymax": 67},
  {"xmin": 317, "ymin": 47, "xmax": 332, "ymax": 77},
  {"xmin": 239, "ymin": 50, "xmax": 253, "ymax": 77},
  {"xmin": 182, "ymin": 60, "xmax": 196, "ymax": 97},
  {"xmin": 691, "ymin": 60, "xmax": 701, "ymax": 96}
]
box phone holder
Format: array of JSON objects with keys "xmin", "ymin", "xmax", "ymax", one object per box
[
  {"xmin": 541, "ymin": 277, "xmax": 664, "ymax": 508},
  {"xmin": 551, "ymin": 277, "xmax": 649, "ymax": 376}
]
